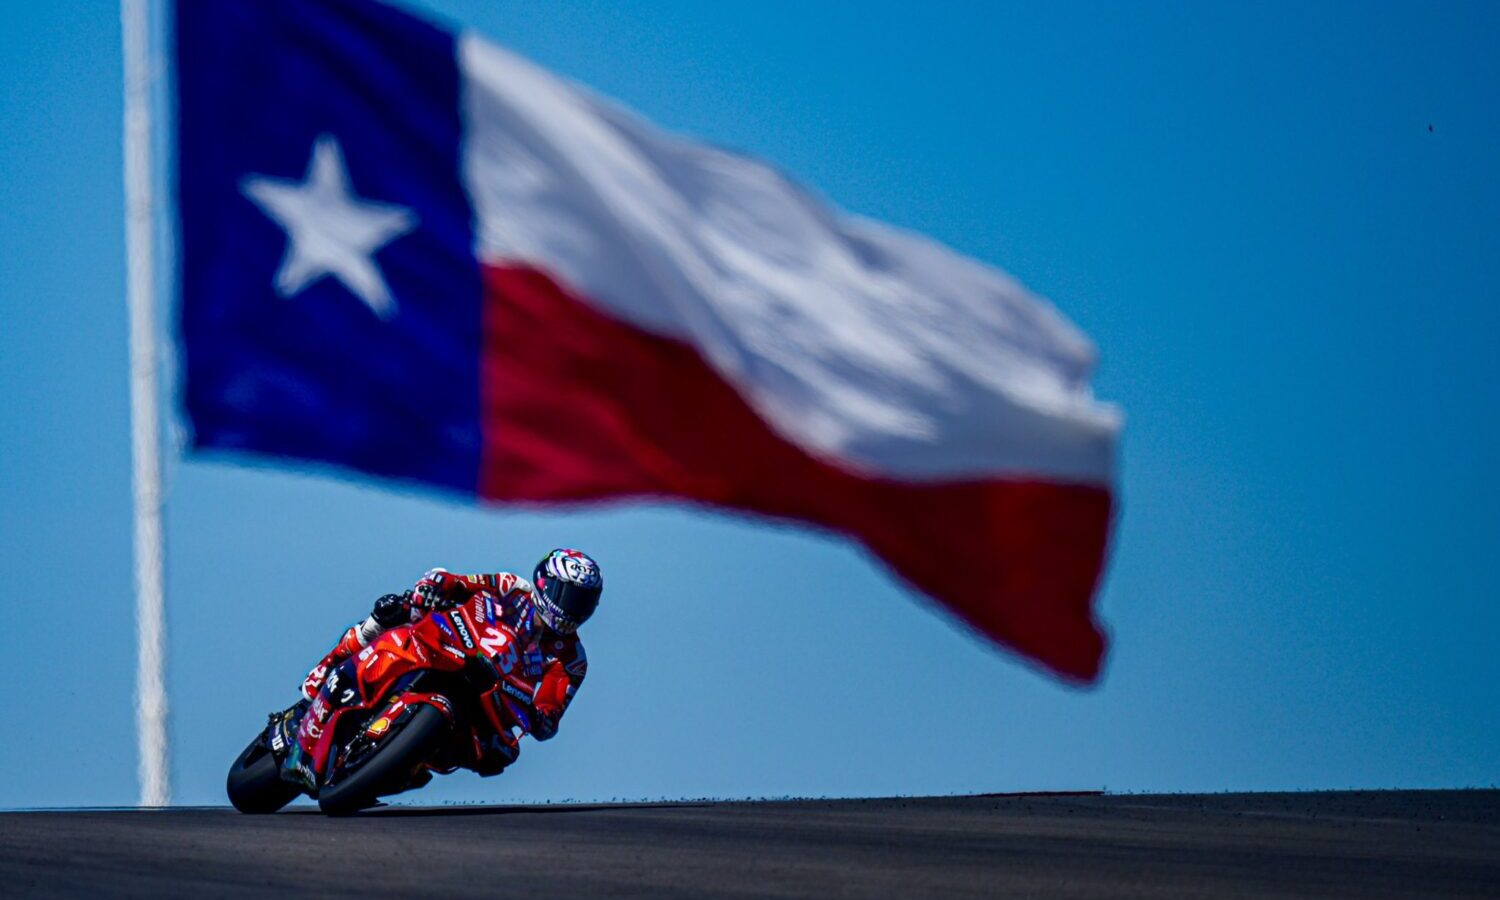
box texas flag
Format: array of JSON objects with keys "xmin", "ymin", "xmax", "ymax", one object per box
[{"xmin": 176, "ymin": 0, "xmax": 1121, "ymax": 681}]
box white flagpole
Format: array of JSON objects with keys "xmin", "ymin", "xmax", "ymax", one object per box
[{"xmin": 122, "ymin": 0, "xmax": 170, "ymax": 807}]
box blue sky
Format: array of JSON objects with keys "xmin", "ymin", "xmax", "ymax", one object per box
[{"xmin": 1, "ymin": 0, "xmax": 1496, "ymax": 808}]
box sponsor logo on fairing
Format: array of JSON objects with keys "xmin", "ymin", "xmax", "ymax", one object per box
[
  {"xmin": 471, "ymin": 593, "xmax": 492, "ymax": 625},
  {"xmin": 289, "ymin": 757, "xmax": 316, "ymax": 789},
  {"xmin": 513, "ymin": 602, "xmax": 535, "ymax": 635},
  {"xmin": 448, "ymin": 611, "xmax": 475, "ymax": 649},
  {"xmin": 500, "ymin": 680, "xmax": 532, "ymax": 704}
]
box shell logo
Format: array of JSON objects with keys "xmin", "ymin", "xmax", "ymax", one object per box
[{"xmin": 366, "ymin": 716, "xmax": 391, "ymax": 737}]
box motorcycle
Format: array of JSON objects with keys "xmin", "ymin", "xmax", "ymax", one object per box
[{"xmin": 226, "ymin": 591, "xmax": 540, "ymax": 815}]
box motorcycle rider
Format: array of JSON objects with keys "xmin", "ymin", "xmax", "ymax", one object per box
[{"xmin": 279, "ymin": 548, "xmax": 601, "ymax": 789}]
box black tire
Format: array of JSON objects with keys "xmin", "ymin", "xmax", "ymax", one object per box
[
  {"xmin": 226, "ymin": 733, "xmax": 301, "ymax": 814},
  {"xmin": 317, "ymin": 704, "xmax": 449, "ymax": 816}
]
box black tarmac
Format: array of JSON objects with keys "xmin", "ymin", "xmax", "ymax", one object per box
[{"xmin": 3, "ymin": 790, "xmax": 1497, "ymax": 897}]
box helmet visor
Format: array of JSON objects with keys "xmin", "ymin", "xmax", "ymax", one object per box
[{"xmin": 538, "ymin": 575, "xmax": 600, "ymax": 632}]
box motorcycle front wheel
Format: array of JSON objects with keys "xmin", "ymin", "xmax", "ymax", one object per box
[
  {"xmin": 226, "ymin": 732, "xmax": 301, "ymax": 814},
  {"xmin": 317, "ymin": 703, "xmax": 450, "ymax": 816}
]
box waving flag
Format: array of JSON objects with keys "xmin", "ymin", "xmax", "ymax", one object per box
[{"xmin": 175, "ymin": 0, "xmax": 1121, "ymax": 680}]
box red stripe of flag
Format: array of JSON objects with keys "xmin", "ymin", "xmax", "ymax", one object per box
[{"xmin": 479, "ymin": 265, "xmax": 1113, "ymax": 681}]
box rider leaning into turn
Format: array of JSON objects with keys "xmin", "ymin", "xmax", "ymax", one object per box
[{"xmin": 280, "ymin": 548, "xmax": 602, "ymax": 789}]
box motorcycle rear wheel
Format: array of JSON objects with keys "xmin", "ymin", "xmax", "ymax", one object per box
[
  {"xmin": 226, "ymin": 734, "xmax": 301, "ymax": 814},
  {"xmin": 317, "ymin": 704, "xmax": 449, "ymax": 816}
]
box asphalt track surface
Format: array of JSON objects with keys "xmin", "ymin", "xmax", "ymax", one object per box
[{"xmin": 3, "ymin": 791, "xmax": 1497, "ymax": 898}]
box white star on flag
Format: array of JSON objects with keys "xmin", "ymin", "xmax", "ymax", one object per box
[{"xmin": 241, "ymin": 134, "xmax": 417, "ymax": 318}]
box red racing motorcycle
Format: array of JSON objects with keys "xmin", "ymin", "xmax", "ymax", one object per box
[{"xmin": 226, "ymin": 592, "xmax": 538, "ymax": 815}]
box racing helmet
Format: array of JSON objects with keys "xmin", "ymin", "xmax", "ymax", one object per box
[{"xmin": 531, "ymin": 549, "xmax": 602, "ymax": 634}]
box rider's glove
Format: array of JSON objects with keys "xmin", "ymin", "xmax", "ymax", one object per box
[
  {"xmin": 371, "ymin": 592, "xmax": 410, "ymax": 628},
  {"xmin": 411, "ymin": 581, "xmax": 444, "ymax": 613},
  {"xmin": 531, "ymin": 714, "xmax": 558, "ymax": 742}
]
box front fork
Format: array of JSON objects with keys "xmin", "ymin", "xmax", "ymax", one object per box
[
  {"xmin": 263, "ymin": 699, "xmax": 313, "ymax": 789},
  {"xmin": 279, "ymin": 658, "xmax": 364, "ymax": 789}
]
